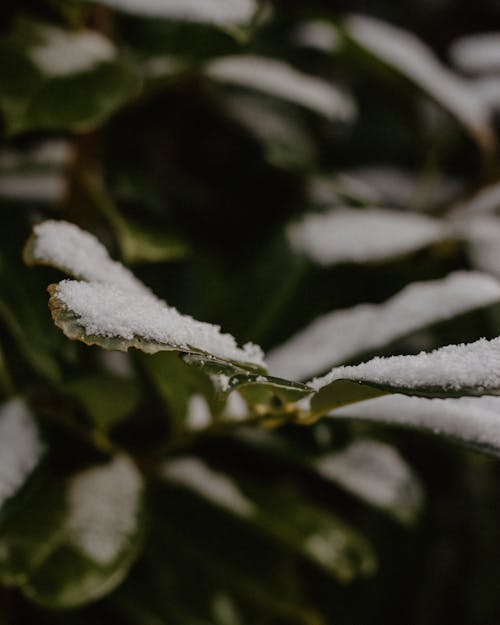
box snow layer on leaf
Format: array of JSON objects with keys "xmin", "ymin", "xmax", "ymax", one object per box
[
  {"xmin": 451, "ymin": 181, "xmax": 500, "ymax": 217},
  {"xmin": 206, "ymin": 55, "xmax": 356, "ymax": 121},
  {"xmin": 345, "ymin": 14, "xmax": 494, "ymax": 152},
  {"xmin": 66, "ymin": 456, "xmax": 142, "ymax": 565},
  {"xmin": 28, "ymin": 221, "xmax": 152, "ymax": 297},
  {"xmin": 294, "ymin": 20, "xmax": 341, "ymax": 52},
  {"xmin": 450, "ymin": 33, "xmax": 500, "ymax": 74},
  {"xmin": 0, "ymin": 173, "xmax": 66, "ymax": 203},
  {"xmin": 162, "ymin": 456, "xmax": 256, "ymax": 517},
  {"xmin": 457, "ymin": 216, "xmax": 500, "ymax": 277},
  {"xmin": 87, "ymin": 0, "xmax": 256, "ymax": 25},
  {"xmin": 0, "ymin": 399, "xmax": 43, "ymax": 509},
  {"xmin": 29, "ymin": 26, "xmax": 115, "ymax": 78},
  {"xmin": 288, "ymin": 207, "xmax": 446, "ymax": 266},
  {"xmin": 316, "ymin": 439, "xmax": 423, "ymax": 521},
  {"xmin": 334, "ymin": 395, "xmax": 500, "ymax": 452},
  {"xmin": 268, "ymin": 272, "xmax": 500, "ymax": 380},
  {"xmin": 312, "ymin": 336, "xmax": 500, "ymax": 394},
  {"xmin": 54, "ymin": 280, "xmax": 265, "ymax": 368}
]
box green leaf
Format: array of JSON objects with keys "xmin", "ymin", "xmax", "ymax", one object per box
[
  {"xmin": 161, "ymin": 456, "xmax": 376, "ymax": 582},
  {"xmin": 0, "ymin": 19, "xmax": 140, "ymax": 135},
  {"xmin": 64, "ymin": 375, "xmax": 141, "ymax": 430},
  {"xmin": 23, "ymin": 455, "xmax": 145, "ymax": 608}
]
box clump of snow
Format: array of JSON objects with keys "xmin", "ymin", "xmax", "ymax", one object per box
[
  {"xmin": 206, "ymin": 55, "xmax": 356, "ymax": 122},
  {"xmin": 162, "ymin": 456, "xmax": 256, "ymax": 517},
  {"xmin": 86, "ymin": 0, "xmax": 256, "ymax": 25},
  {"xmin": 450, "ymin": 181, "xmax": 500, "ymax": 217},
  {"xmin": 288, "ymin": 207, "xmax": 446, "ymax": 265},
  {"xmin": 334, "ymin": 395, "xmax": 500, "ymax": 452},
  {"xmin": 268, "ymin": 271, "xmax": 500, "ymax": 380},
  {"xmin": 450, "ymin": 33, "xmax": 500, "ymax": 74},
  {"xmin": 316, "ymin": 439, "xmax": 423, "ymax": 521},
  {"xmin": 0, "ymin": 399, "xmax": 43, "ymax": 509},
  {"xmin": 185, "ymin": 394, "xmax": 212, "ymax": 431},
  {"xmin": 30, "ymin": 221, "xmax": 153, "ymax": 297},
  {"xmin": 294, "ymin": 20, "xmax": 341, "ymax": 52},
  {"xmin": 223, "ymin": 391, "xmax": 249, "ymax": 421},
  {"xmin": 54, "ymin": 280, "xmax": 265, "ymax": 368},
  {"xmin": 29, "ymin": 26, "xmax": 115, "ymax": 78},
  {"xmin": 0, "ymin": 173, "xmax": 67, "ymax": 203},
  {"xmin": 311, "ymin": 336, "xmax": 500, "ymax": 394},
  {"xmin": 66, "ymin": 456, "xmax": 142, "ymax": 565},
  {"xmin": 456, "ymin": 216, "xmax": 500, "ymax": 277},
  {"xmin": 345, "ymin": 14, "xmax": 494, "ymax": 152}
]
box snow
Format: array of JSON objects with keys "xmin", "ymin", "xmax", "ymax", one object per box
[
  {"xmin": 162, "ymin": 456, "xmax": 256, "ymax": 517},
  {"xmin": 86, "ymin": 0, "xmax": 256, "ymax": 25},
  {"xmin": 29, "ymin": 26, "xmax": 115, "ymax": 77},
  {"xmin": 54, "ymin": 280, "xmax": 265, "ymax": 367},
  {"xmin": 185, "ymin": 394, "xmax": 212, "ymax": 431},
  {"xmin": 30, "ymin": 221, "xmax": 153, "ymax": 297},
  {"xmin": 0, "ymin": 399, "xmax": 43, "ymax": 509},
  {"xmin": 471, "ymin": 77, "xmax": 500, "ymax": 112},
  {"xmin": 31, "ymin": 221, "xmax": 265, "ymax": 368},
  {"xmin": 294, "ymin": 20, "xmax": 341, "ymax": 52},
  {"xmin": 0, "ymin": 140, "xmax": 72, "ymax": 169},
  {"xmin": 206, "ymin": 55, "xmax": 356, "ymax": 122},
  {"xmin": 311, "ymin": 336, "xmax": 500, "ymax": 395},
  {"xmin": 459, "ymin": 216, "xmax": 500, "ymax": 277},
  {"xmin": 267, "ymin": 271, "xmax": 500, "ymax": 380},
  {"xmin": 450, "ymin": 33, "xmax": 500, "ymax": 74},
  {"xmin": 450, "ymin": 181, "xmax": 500, "ymax": 217},
  {"xmin": 316, "ymin": 439, "xmax": 423, "ymax": 520},
  {"xmin": 334, "ymin": 395, "xmax": 500, "ymax": 452},
  {"xmin": 66, "ymin": 456, "xmax": 142, "ymax": 565},
  {"xmin": 345, "ymin": 14, "xmax": 494, "ymax": 152},
  {"xmin": 223, "ymin": 391, "xmax": 249, "ymax": 421},
  {"xmin": 0, "ymin": 173, "xmax": 66, "ymax": 202},
  {"xmin": 288, "ymin": 207, "xmax": 446, "ymax": 265}
]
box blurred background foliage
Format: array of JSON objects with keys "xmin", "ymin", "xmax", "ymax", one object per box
[{"xmin": 2, "ymin": 0, "xmax": 500, "ymax": 624}]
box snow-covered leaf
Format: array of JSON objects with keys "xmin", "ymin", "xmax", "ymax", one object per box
[
  {"xmin": 24, "ymin": 456, "xmax": 144, "ymax": 608},
  {"xmin": 294, "ymin": 20, "xmax": 341, "ymax": 53},
  {"xmin": 26, "ymin": 221, "xmax": 265, "ymax": 372},
  {"xmin": 450, "ymin": 180, "xmax": 500, "ymax": 218},
  {"xmin": 206, "ymin": 55, "xmax": 356, "ymax": 121},
  {"xmin": 288, "ymin": 207, "xmax": 447, "ymax": 266},
  {"xmin": 162, "ymin": 456, "xmax": 376, "ymax": 582},
  {"xmin": 334, "ymin": 395, "xmax": 500, "ymax": 457},
  {"xmin": 83, "ymin": 0, "xmax": 257, "ymax": 26},
  {"xmin": 0, "ymin": 399, "xmax": 43, "ymax": 512},
  {"xmin": 344, "ymin": 14, "xmax": 495, "ymax": 152},
  {"xmin": 268, "ymin": 271, "xmax": 500, "ymax": 380},
  {"xmin": 310, "ymin": 336, "xmax": 500, "ymax": 417},
  {"xmin": 456, "ymin": 216, "xmax": 500, "ymax": 277},
  {"xmin": 315, "ymin": 439, "xmax": 424, "ymax": 524},
  {"xmin": 0, "ymin": 19, "xmax": 139, "ymax": 135},
  {"xmin": 450, "ymin": 32, "xmax": 500, "ymax": 74}
]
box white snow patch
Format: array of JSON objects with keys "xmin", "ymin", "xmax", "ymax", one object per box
[
  {"xmin": 456, "ymin": 216, "xmax": 500, "ymax": 277},
  {"xmin": 471, "ymin": 76, "xmax": 500, "ymax": 111},
  {"xmin": 86, "ymin": 0, "xmax": 256, "ymax": 25},
  {"xmin": 0, "ymin": 173, "xmax": 66, "ymax": 202},
  {"xmin": 186, "ymin": 394, "xmax": 212, "ymax": 431},
  {"xmin": 0, "ymin": 140, "xmax": 72, "ymax": 170},
  {"xmin": 0, "ymin": 399, "xmax": 43, "ymax": 509},
  {"xmin": 345, "ymin": 14, "xmax": 494, "ymax": 151},
  {"xmin": 162, "ymin": 456, "xmax": 256, "ymax": 517},
  {"xmin": 66, "ymin": 456, "xmax": 142, "ymax": 565},
  {"xmin": 29, "ymin": 26, "xmax": 115, "ymax": 77},
  {"xmin": 223, "ymin": 391, "xmax": 249, "ymax": 421},
  {"xmin": 450, "ymin": 181, "xmax": 500, "ymax": 217},
  {"xmin": 316, "ymin": 439, "xmax": 423, "ymax": 519},
  {"xmin": 30, "ymin": 221, "xmax": 153, "ymax": 297},
  {"xmin": 206, "ymin": 55, "xmax": 356, "ymax": 122},
  {"xmin": 288, "ymin": 207, "xmax": 446, "ymax": 265},
  {"xmin": 334, "ymin": 395, "xmax": 500, "ymax": 451},
  {"xmin": 450, "ymin": 33, "xmax": 500, "ymax": 74},
  {"xmin": 268, "ymin": 271, "xmax": 500, "ymax": 380},
  {"xmin": 311, "ymin": 336, "xmax": 500, "ymax": 394},
  {"xmin": 294, "ymin": 20, "xmax": 341, "ymax": 52},
  {"xmin": 54, "ymin": 280, "xmax": 265, "ymax": 367}
]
